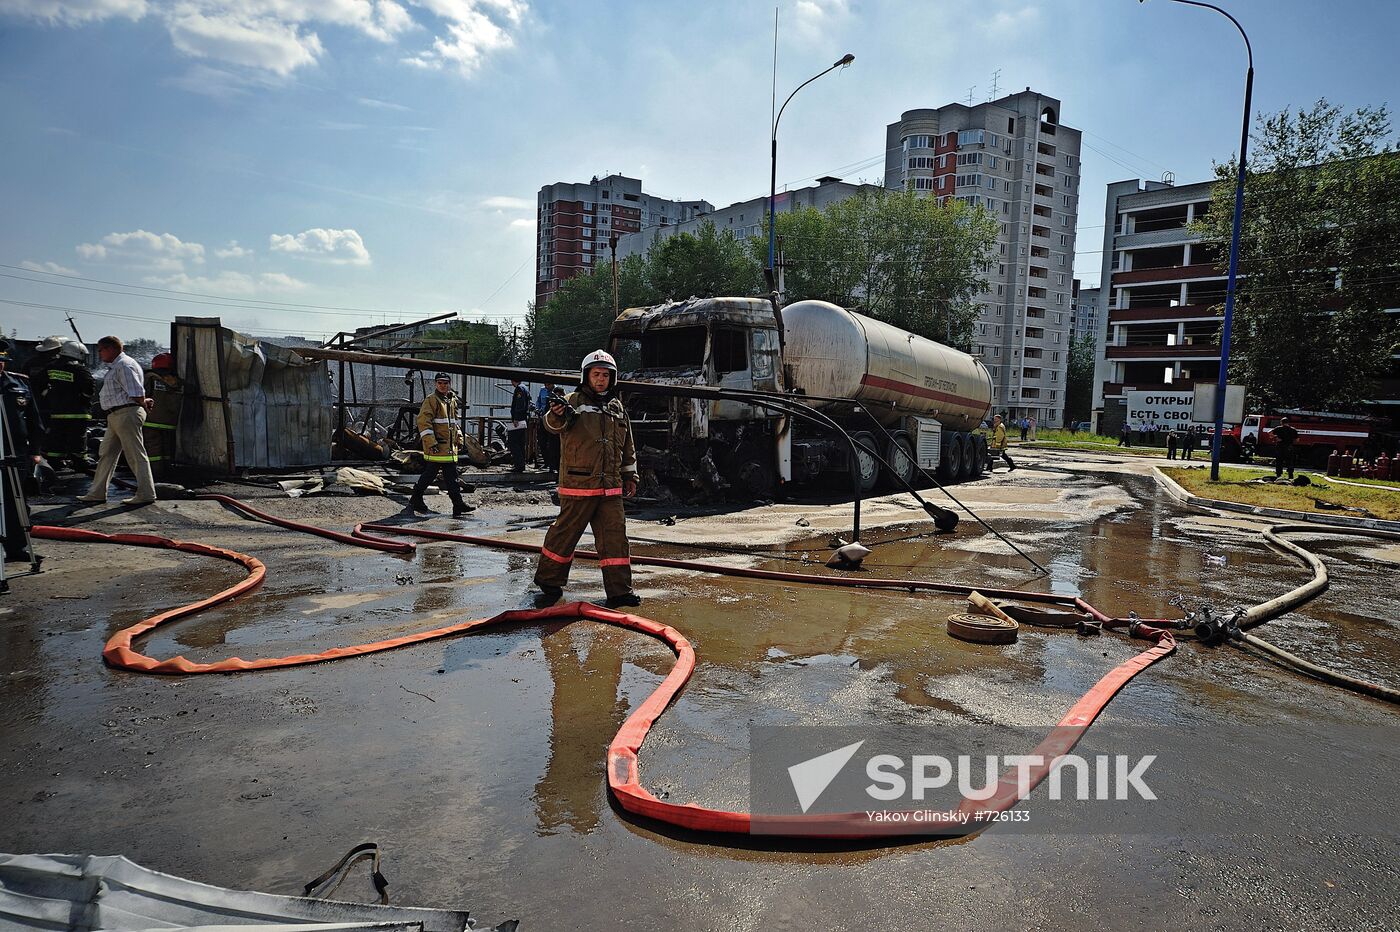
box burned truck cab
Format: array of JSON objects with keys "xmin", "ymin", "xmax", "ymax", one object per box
[{"xmin": 609, "ymin": 297, "xmax": 783, "ymax": 496}]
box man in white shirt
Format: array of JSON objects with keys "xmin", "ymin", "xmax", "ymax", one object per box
[{"xmin": 79, "ymin": 336, "xmax": 158, "ymax": 505}]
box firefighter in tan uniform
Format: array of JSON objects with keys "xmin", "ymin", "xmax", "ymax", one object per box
[
  {"xmin": 141, "ymin": 353, "xmax": 182, "ymax": 480},
  {"xmin": 534, "ymin": 350, "xmax": 640, "ymax": 608},
  {"xmin": 410, "ymin": 372, "xmax": 474, "ymax": 516}
]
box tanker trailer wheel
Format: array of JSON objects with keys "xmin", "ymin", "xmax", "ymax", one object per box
[
  {"xmin": 955, "ymin": 432, "xmax": 980, "ymax": 482},
  {"xmin": 727, "ymin": 440, "xmax": 777, "ymax": 501},
  {"xmin": 850, "ymin": 430, "xmax": 881, "ymax": 495},
  {"xmin": 883, "ymin": 432, "xmax": 918, "ymax": 489},
  {"xmin": 968, "ymin": 433, "xmax": 989, "ymax": 479},
  {"xmin": 937, "ymin": 431, "xmax": 965, "ymax": 483}
]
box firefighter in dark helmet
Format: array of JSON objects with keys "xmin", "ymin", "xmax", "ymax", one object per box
[
  {"xmin": 27, "ymin": 335, "xmax": 95, "ymax": 469},
  {"xmin": 534, "ymin": 350, "xmax": 639, "ymax": 608},
  {"xmin": 410, "ymin": 372, "xmax": 474, "ymax": 516}
]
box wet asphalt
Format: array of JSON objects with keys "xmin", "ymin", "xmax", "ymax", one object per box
[{"xmin": 2, "ymin": 456, "xmax": 1398, "ymax": 931}]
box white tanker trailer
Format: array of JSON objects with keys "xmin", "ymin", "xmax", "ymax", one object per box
[{"xmin": 609, "ymin": 297, "xmax": 994, "ymax": 498}]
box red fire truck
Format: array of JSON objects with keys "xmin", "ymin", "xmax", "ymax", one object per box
[{"xmin": 1231, "ymin": 410, "xmax": 1386, "ymax": 465}]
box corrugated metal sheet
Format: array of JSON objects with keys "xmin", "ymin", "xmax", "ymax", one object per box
[{"xmin": 173, "ymin": 318, "xmax": 334, "ymax": 470}]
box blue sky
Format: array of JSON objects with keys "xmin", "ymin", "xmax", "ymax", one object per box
[{"xmin": 1, "ymin": 0, "xmax": 1396, "ymax": 344}]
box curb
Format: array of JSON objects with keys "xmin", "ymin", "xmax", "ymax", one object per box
[{"xmin": 1150, "ymin": 466, "xmax": 1400, "ymax": 533}]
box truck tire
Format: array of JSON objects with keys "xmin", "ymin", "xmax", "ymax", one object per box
[
  {"xmin": 969, "ymin": 434, "xmax": 988, "ymax": 478},
  {"xmin": 937, "ymin": 431, "xmax": 964, "ymax": 483},
  {"xmin": 883, "ymin": 432, "xmax": 917, "ymax": 489},
  {"xmin": 955, "ymin": 432, "xmax": 978, "ymax": 482},
  {"xmin": 727, "ymin": 441, "xmax": 776, "ymax": 500},
  {"xmin": 850, "ymin": 430, "xmax": 880, "ymax": 494}
]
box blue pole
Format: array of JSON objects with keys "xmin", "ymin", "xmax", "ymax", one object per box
[
  {"xmin": 1148, "ymin": 1, "xmax": 1252, "ymax": 481},
  {"xmin": 1211, "ymin": 64, "xmax": 1252, "ymax": 481}
]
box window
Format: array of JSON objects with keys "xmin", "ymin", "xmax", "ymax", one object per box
[
  {"xmin": 1052, "ymin": 351, "xmax": 1060, "ymax": 362},
  {"xmin": 958, "ymin": 129, "xmax": 985, "ymax": 146},
  {"xmin": 994, "ymin": 325, "xmax": 1002, "ymax": 336},
  {"xmin": 903, "ymin": 134, "xmax": 932, "ymax": 150},
  {"xmin": 712, "ymin": 327, "xmax": 748, "ymax": 373},
  {"xmin": 911, "ymin": 177, "xmax": 935, "ymax": 191},
  {"xmin": 1059, "ymin": 234, "xmax": 1069, "ymax": 246},
  {"xmin": 1063, "ymin": 194, "xmax": 1072, "ymax": 207},
  {"xmin": 957, "ymin": 152, "xmax": 983, "ymax": 166},
  {"xmin": 1050, "ymin": 390, "xmax": 1058, "ymax": 401},
  {"xmin": 1057, "ymin": 254, "xmax": 1065, "ymax": 266},
  {"xmin": 1055, "ymin": 293, "xmax": 1065, "ymax": 305},
  {"xmin": 1003, "ymin": 201, "xmax": 1010, "ymax": 214},
  {"xmin": 602, "ymin": 190, "xmax": 610, "ymax": 198},
  {"xmin": 987, "ymin": 176, "xmax": 996, "ymax": 190},
  {"xmin": 989, "ymin": 156, "xmax": 999, "ymax": 169},
  {"xmin": 1055, "ymin": 273, "xmax": 1065, "ymax": 285},
  {"xmin": 1004, "ymin": 181, "xmax": 1011, "ymax": 193},
  {"xmin": 1060, "ymin": 215, "xmax": 1069, "ymax": 227},
  {"xmin": 1001, "ymin": 223, "xmax": 1008, "ymax": 236},
  {"xmin": 996, "ymin": 284, "xmax": 1004, "ymax": 296},
  {"xmin": 955, "ymin": 173, "xmax": 982, "ymax": 187}
]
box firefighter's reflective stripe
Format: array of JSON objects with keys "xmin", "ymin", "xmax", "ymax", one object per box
[
  {"xmin": 47, "ymin": 369, "xmax": 75, "ymax": 382},
  {"xmin": 51, "ymin": 413, "xmax": 92, "ymax": 420},
  {"xmin": 144, "ymin": 422, "xmax": 176, "ymax": 430},
  {"xmin": 423, "ymin": 453, "xmax": 457, "ymax": 463},
  {"xmin": 147, "ymin": 455, "xmax": 166, "ymax": 462},
  {"xmin": 598, "ymin": 557, "xmax": 631, "ymax": 567},
  {"xmin": 419, "ymin": 429, "xmax": 435, "ymax": 436},
  {"xmin": 541, "ymin": 546, "xmax": 573, "ymax": 564},
  {"xmin": 558, "ymin": 486, "xmax": 623, "ymax": 497},
  {"xmin": 432, "ymin": 417, "xmax": 452, "ymax": 423}
]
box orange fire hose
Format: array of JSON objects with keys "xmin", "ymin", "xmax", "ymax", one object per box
[{"xmin": 31, "ymin": 505, "xmax": 1176, "ymax": 839}]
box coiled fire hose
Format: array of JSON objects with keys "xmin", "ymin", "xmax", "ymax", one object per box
[{"xmin": 30, "ymin": 499, "xmax": 1179, "ymax": 840}]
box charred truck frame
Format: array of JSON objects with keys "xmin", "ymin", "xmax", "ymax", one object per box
[{"xmin": 609, "ymin": 298, "xmax": 994, "ymax": 498}]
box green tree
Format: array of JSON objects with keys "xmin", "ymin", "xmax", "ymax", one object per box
[
  {"xmin": 1063, "ymin": 332, "xmax": 1096, "ymax": 425},
  {"xmin": 428, "ymin": 320, "xmax": 510, "ymax": 365},
  {"xmin": 766, "ymin": 188, "xmax": 997, "ymax": 349},
  {"xmin": 1195, "ymin": 100, "xmax": 1400, "ymax": 410},
  {"xmin": 525, "ymin": 220, "xmax": 761, "ymax": 368}
]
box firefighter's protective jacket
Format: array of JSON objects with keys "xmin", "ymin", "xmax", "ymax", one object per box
[
  {"xmin": 543, "ymin": 386, "xmax": 636, "ymax": 494},
  {"xmin": 28, "ymin": 355, "xmax": 96, "ymax": 420},
  {"xmin": 143, "ymin": 372, "xmax": 183, "ymax": 431},
  {"xmin": 416, "ymin": 391, "xmax": 461, "ymax": 462}
]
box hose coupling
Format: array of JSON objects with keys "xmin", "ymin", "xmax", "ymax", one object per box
[{"xmin": 1193, "ymin": 607, "xmax": 1243, "ymax": 646}]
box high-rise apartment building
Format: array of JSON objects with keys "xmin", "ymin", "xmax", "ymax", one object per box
[
  {"xmin": 535, "ymin": 174, "xmax": 711, "ymax": 308},
  {"xmin": 885, "ymin": 89, "xmax": 1082, "ymax": 427},
  {"xmin": 1071, "ymin": 282, "xmax": 1100, "ymax": 343}
]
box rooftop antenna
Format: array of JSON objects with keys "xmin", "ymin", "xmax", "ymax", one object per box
[
  {"xmin": 965, "ymin": 85, "xmax": 977, "ymax": 106},
  {"xmin": 988, "ymin": 68, "xmax": 1001, "ymax": 100}
]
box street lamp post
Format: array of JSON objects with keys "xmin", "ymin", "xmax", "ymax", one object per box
[
  {"xmin": 767, "ymin": 53, "xmax": 855, "ymax": 293},
  {"xmin": 1144, "ymin": 0, "xmax": 1252, "ymax": 481}
]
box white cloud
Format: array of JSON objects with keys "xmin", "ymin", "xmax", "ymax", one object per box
[
  {"xmin": 481, "ymin": 195, "xmax": 532, "ymax": 211},
  {"xmin": 75, "ymin": 229, "xmax": 206, "ymax": 266},
  {"xmin": 508, "ymin": 217, "xmax": 533, "ymax": 229},
  {"xmin": 269, "ymin": 227, "xmax": 370, "ymax": 265},
  {"xmin": 0, "ymin": 0, "xmax": 147, "ymax": 26},
  {"xmin": 144, "ymin": 270, "xmax": 308, "ymax": 293},
  {"xmin": 982, "ymin": 5, "xmax": 1041, "ymax": 37},
  {"xmin": 166, "ymin": 9, "xmax": 323, "ymax": 75},
  {"xmin": 790, "ymin": 0, "xmax": 849, "ymax": 42},
  {"xmin": 356, "ymin": 95, "xmax": 412, "ymax": 111},
  {"xmin": 20, "ymin": 259, "xmax": 79, "ymax": 275},
  {"xmin": 215, "ymin": 240, "xmax": 252, "ymax": 258},
  {"xmin": 402, "ymin": 0, "xmax": 521, "ymax": 75},
  {"xmin": 7, "ymin": 0, "xmax": 525, "ymax": 79}
]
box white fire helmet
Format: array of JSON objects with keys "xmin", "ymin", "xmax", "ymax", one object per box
[
  {"xmin": 580, "ymin": 349, "xmax": 617, "ymax": 383},
  {"xmin": 37, "ymin": 335, "xmax": 67, "ymax": 353},
  {"xmin": 59, "ymin": 340, "xmax": 88, "ymax": 361}
]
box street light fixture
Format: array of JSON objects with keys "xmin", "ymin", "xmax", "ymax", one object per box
[
  {"xmin": 1141, "ymin": 0, "xmax": 1252, "ymax": 481},
  {"xmin": 767, "ymin": 53, "xmax": 855, "ymax": 292}
]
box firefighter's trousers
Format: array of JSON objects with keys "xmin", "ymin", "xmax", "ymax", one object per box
[
  {"xmin": 534, "ymin": 492, "xmax": 632, "ymax": 599},
  {"xmin": 142, "ymin": 423, "xmax": 176, "ymax": 480}
]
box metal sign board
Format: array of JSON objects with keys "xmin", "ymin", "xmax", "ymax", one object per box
[
  {"xmin": 1124, "ymin": 390, "xmax": 1196, "ymax": 430},
  {"xmin": 1192, "ymin": 383, "xmax": 1246, "ymax": 424}
]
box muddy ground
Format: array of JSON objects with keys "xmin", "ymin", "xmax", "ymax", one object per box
[{"xmin": 3, "ymin": 451, "xmax": 1398, "ymax": 931}]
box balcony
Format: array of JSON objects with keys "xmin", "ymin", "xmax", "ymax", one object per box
[
  {"xmin": 1111, "ymin": 262, "xmax": 1221, "ymax": 285},
  {"xmin": 1103, "ymin": 379, "xmax": 1209, "ymax": 398},
  {"xmin": 1105, "ymin": 343, "xmax": 1222, "ymax": 360},
  {"xmin": 1032, "ymin": 225, "xmax": 1049, "ymax": 239},
  {"xmin": 1108, "ymin": 303, "xmax": 1220, "ymax": 324}
]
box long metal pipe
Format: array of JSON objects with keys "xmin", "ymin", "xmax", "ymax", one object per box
[{"xmin": 293, "ymin": 346, "xmax": 877, "ymax": 540}]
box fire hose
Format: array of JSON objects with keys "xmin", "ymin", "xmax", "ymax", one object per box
[
  {"xmin": 31, "ymin": 502, "xmax": 1177, "ymax": 840},
  {"xmin": 28, "ymin": 497, "xmax": 1398, "ymax": 839}
]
